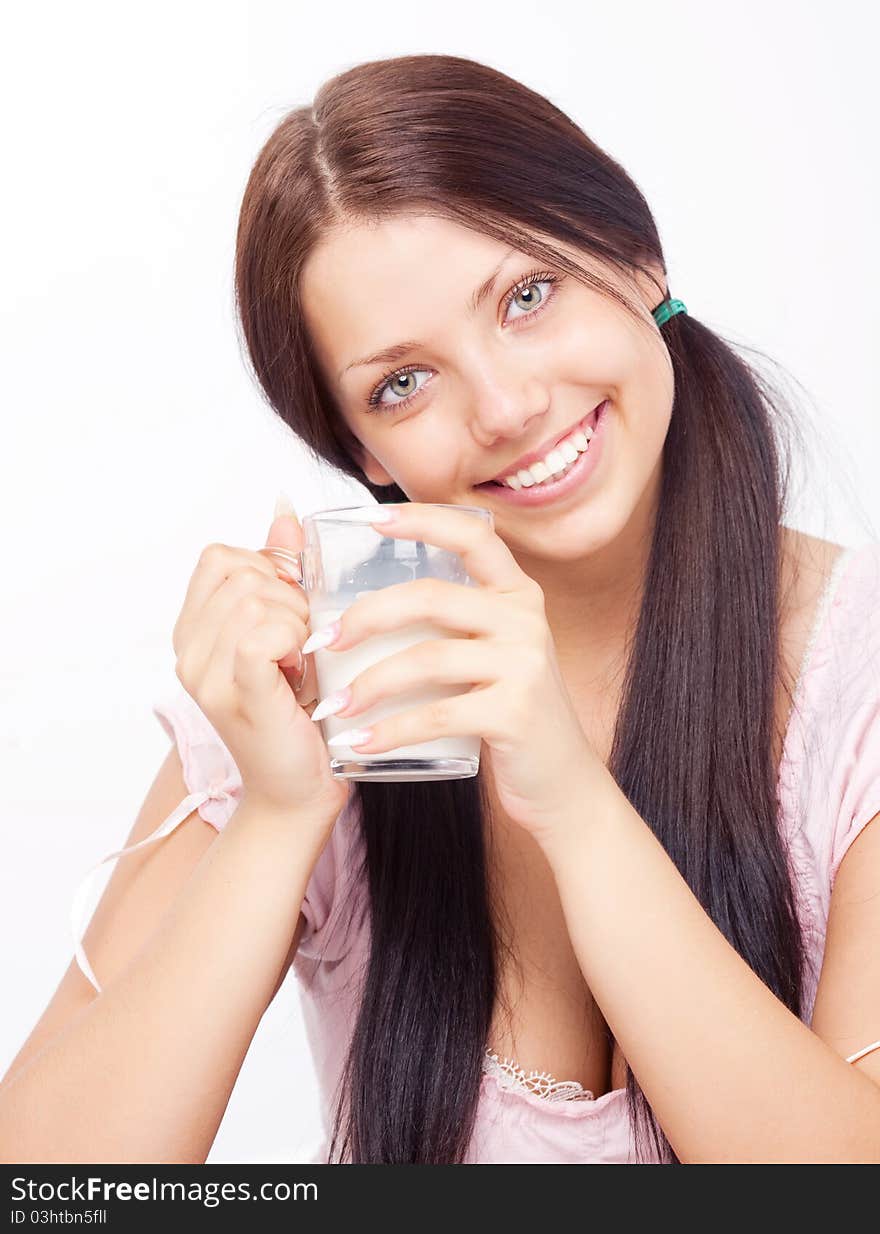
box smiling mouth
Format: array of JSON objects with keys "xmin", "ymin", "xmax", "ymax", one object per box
[{"xmin": 474, "ymin": 401, "xmax": 605, "ymax": 488}]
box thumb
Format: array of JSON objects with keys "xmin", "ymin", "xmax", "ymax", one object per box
[
  {"xmin": 265, "ymin": 491, "xmax": 303, "ymax": 553},
  {"xmin": 264, "ymin": 491, "xmax": 315, "ymax": 700}
]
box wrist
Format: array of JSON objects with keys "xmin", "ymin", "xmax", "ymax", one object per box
[
  {"xmin": 536, "ymin": 759, "xmax": 616, "ymax": 871},
  {"xmin": 234, "ymin": 790, "xmax": 341, "ymax": 846}
]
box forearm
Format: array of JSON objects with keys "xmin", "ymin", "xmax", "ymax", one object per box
[
  {"xmin": 542, "ymin": 763, "xmax": 880, "ymax": 1164},
  {"xmin": 0, "ymin": 798, "xmax": 335, "ymax": 1165}
]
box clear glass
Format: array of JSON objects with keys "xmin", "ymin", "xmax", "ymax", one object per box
[{"xmin": 289, "ymin": 503, "xmax": 492, "ymax": 782}]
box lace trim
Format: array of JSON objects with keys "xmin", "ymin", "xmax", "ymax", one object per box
[{"xmin": 482, "ymin": 1048, "xmax": 595, "ymax": 1102}]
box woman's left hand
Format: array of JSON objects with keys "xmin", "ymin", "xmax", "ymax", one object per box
[{"xmin": 305, "ymin": 502, "xmax": 598, "ymax": 844}]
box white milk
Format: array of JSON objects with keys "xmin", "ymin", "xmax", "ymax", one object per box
[{"xmin": 309, "ymin": 605, "xmax": 480, "ymax": 778}]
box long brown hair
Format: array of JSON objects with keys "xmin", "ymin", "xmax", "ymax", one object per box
[{"xmin": 233, "ymin": 53, "xmax": 810, "ymax": 1164}]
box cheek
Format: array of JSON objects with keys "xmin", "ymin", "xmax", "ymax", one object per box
[
  {"xmin": 638, "ymin": 401, "xmax": 673, "ymax": 462},
  {"xmin": 555, "ymin": 314, "xmax": 631, "ymax": 391},
  {"xmin": 616, "ymin": 372, "xmax": 672, "ymax": 446},
  {"xmin": 583, "ymin": 322, "xmax": 672, "ymax": 453},
  {"xmin": 634, "ymin": 356, "xmax": 675, "ymax": 455},
  {"xmin": 412, "ymin": 453, "xmax": 462, "ymax": 496},
  {"xmin": 381, "ymin": 424, "xmax": 464, "ymax": 496}
]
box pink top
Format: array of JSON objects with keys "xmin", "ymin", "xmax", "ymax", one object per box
[{"xmin": 71, "ymin": 540, "xmax": 880, "ymax": 1163}]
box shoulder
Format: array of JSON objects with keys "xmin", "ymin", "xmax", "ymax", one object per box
[
  {"xmin": 779, "ymin": 527, "xmax": 847, "ymax": 638},
  {"xmin": 778, "ymin": 527, "xmax": 875, "ymax": 699},
  {"xmin": 780, "ymin": 526, "xmax": 843, "ymax": 575},
  {"xmin": 780, "ymin": 530, "xmax": 880, "ymax": 892}
]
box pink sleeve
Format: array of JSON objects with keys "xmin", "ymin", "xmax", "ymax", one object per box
[
  {"xmin": 798, "ymin": 545, "xmax": 880, "ymax": 893},
  {"xmin": 151, "ymin": 687, "xmax": 242, "ymax": 831},
  {"xmin": 292, "ymin": 788, "xmax": 363, "ymax": 964},
  {"xmin": 828, "ymin": 693, "xmax": 880, "ymax": 891},
  {"xmin": 152, "ymin": 684, "xmax": 358, "ymax": 958}
]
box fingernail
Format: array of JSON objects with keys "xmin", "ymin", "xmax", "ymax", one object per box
[
  {"xmin": 301, "ymin": 620, "xmax": 341, "ymax": 654},
  {"xmin": 274, "ymin": 491, "xmax": 298, "ymax": 520},
  {"xmin": 310, "ymin": 687, "xmax": 352, "ymax": 722},
  {"xmin": 326, "ymin": 727, "xmax": 373, "ymax": 748},
  {"xmin": 329, "ymin": 505, "xmax": 397, "ymax": 524}
]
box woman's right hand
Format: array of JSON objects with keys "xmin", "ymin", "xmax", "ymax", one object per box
[{"xmin": 171, "ymin": 501, "xmax": 351, "ymax": 824}]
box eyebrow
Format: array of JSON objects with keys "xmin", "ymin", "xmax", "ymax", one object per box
[{"xmin": 337, "ymin": 247, "xmax": 519, "ymax": 380}]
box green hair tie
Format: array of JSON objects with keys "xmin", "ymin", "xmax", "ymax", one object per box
[{"xmin": 653, "ymin": 297, "xmax": 688, "ymax": 327}]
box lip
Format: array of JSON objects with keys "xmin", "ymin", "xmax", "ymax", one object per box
[
  {"xmin": 477, "ymin": 401, "xmax": 606, "ymax": 486},
  {"xmin": 473, "ymin": 399, "xmax": 610, "ymax": 507}
]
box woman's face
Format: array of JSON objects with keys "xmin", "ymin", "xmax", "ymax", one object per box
[{"xmin": 300, "ymin": 214, "xmax": 673, "ymax": 570}]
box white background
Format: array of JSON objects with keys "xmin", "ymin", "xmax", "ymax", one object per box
[{"xmin": 1, "ymin": 1, "xmax": 877, "ymax": 1163}]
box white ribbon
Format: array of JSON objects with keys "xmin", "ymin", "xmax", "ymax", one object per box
[
  {"xmin": 70, "ymin": 789, "xmax": 221, "ymax": 994},
  {"xmin": 846, "ymin": 1039, "xmax": 880, "ymax": 1065}
]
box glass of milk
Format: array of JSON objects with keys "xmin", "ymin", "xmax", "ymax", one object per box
[{"xmin": 290, "ymin": 503, "xmax": 492, "ymax": 782}]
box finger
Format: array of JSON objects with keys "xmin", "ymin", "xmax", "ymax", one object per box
[
  {"xmin": 324, "ymin": 637, "xmax": 497, "ymax": 722},
  {"xmin": 260, "ymin": 549, "xmax": 304, "ymax": 587},
  {"xmin": 208, "ymin": 596, "xmax": 308, "ymax": 694},
  {"xmin": 281, "ymin": 644, "xmax": 319, "ymax": 706},
  {"xmin": 180, "ymin": 569, "xmax": 309, "ymax": 683},
  {"xmin": 175, "ymin": 544, "xmax": 280, "ymax": 654},
  {"xmin": 262, "ymin": 498, "xmax": 306, "ymax": 585},
  {"xmin": 265, "ymin": 499, "xmax": 304, "ymax": 555},
  {"xmin": 322, "ymin": 577, "xmax": 504, "ymax": 654},
  {"xmin": 326, "ymin": 687, "xmax": 493, "ymax": 756},
  {"xmin": 367, "ymin": 502, "xmax": 532, "ymax": 594},
  {"xmin": 231, "ymin": 610, "xmax": 309, "ymax": 703}
]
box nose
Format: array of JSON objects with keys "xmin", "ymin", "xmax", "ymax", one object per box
[{"xmin": 468, "ymin": 371, "xmax": 551, "ymax": 446}]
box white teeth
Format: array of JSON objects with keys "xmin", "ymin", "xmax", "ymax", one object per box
[
  {"xmin": 501, "ymin": 427, "xmax": 592, "ymax": 488},
  {"xmin": 514, "ymin": 453, "xmax": 580, "ymax": 489},
  {"xmin": 487, "ymin": 406, "xmax": 603, "ymax": 490}
]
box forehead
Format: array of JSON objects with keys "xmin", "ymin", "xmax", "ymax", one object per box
[
  {"xmin": 301, "ymin": 214, "xmax": 511, "ymax": 300},
  {"xmin": 300, "ymin": 215, "xmax": 525, "ymax": 379}
]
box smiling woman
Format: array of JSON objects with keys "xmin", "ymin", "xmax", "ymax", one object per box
[
  {"xmin": 297, "ymin": 212, "xmax": 674, "ymax": 526},
  {"xmin": 226, "ymin": 52, "xmax": 880, "ymax": 1165}
]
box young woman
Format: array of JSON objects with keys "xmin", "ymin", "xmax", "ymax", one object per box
[{"xmin": 3, "ymin": 53, "xmax": 880, "ymax": 1166}]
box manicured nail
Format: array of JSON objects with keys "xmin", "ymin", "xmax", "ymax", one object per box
[
  {"xmin": 310, "ymin": 688, "xmax": 352, "ymax": 722},
  {"xmin": 329, "ymin": 506, "xmax": 397, "ymax": 524},
  {"xmin": 326, "ymin": 727, "xmax": 373, "ymax": 748},
  {"xmin": 274, "ymin": 491, "xmax": 298, "ymax": 520},
  {"xmin": 302, "ymin": 621, "xmax": 341, "ymax": 654}
]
